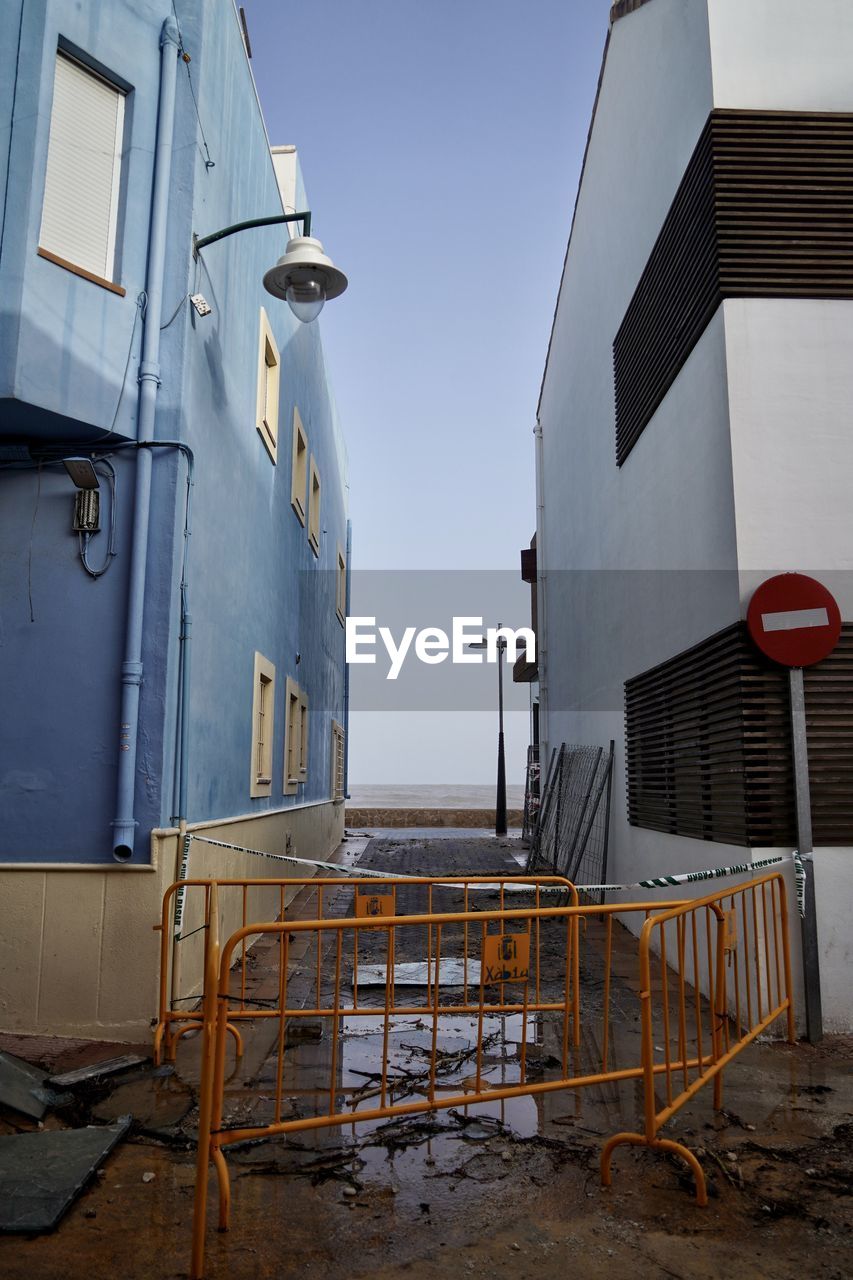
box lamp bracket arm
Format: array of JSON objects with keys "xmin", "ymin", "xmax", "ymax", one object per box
[{"xmin": 193, "ymin": 210, "xmax": 311, "ymax": 255}]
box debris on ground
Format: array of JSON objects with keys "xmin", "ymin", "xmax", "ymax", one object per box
[
  {"xmin": 46, "ymin": 1055, "xmax": 149, "ymax": 1091},
  {"xmin": 0, "ymin": 1117, "xmax": 131, "ymax": 1233},
  {"xmin": 0, "ymin": 1050, "xmax": 57, "ymax": 1121},
  {"xmin": 0, "ymin": 835, "xmax": 851, "ymax": 1279}
]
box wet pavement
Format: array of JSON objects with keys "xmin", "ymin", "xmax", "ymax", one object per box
[{"xmin": 0, "ymin": 834, "xmax": 851, "ymax": 1279}]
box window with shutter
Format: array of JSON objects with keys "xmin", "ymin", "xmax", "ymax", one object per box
[
  {"xmin": 39, "ymin": 52, "xmax": 125, "ymax": 286},
  {"xmin": 308, "ymin": 457, "xmax": 321, "ymax": 556},
  {"xmin": 331, "ymin": 721, "xmax": 345, "ymax": 801},
  {"xmin": 291, "ymin": 409, "xmax": 308, "ymax": 523},
  {"xmin": 250, "ymin": 653, "xmax": 275, "ymax": 798},
  {"xmin": 256, "ymin": 308, "xmax": 280, "ymax": 462},
  {"xmin": 625, "ymin": 622, "xmax": 853, "ymax": 847},
  {"xmin": 336, "ymin": 545, "xmax": 346, "ymax": 625},
  {"xmin": 284, "ymin": 677, "xmax": 301, "ymax": 795}
]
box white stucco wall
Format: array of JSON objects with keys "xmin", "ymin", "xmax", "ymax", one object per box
[
  {"xmin": 708, "ymin": 0, "xmax": 853, "ymax": 111},
  {"xmin": 538, "ymin": 0, "xmax": 740, "ymax": 891},
  {"xmin": 709, "ymin": 0, "xmax": 853, "ymax": 1032},
  {"xmin": 725, "ymin": 299, "xmax": 853, "ymax": 590},
  {"xmin": 537, "ymin": 0, "xmax": 853, "ymax": 1030},
  {"xmin": 722, "ymin": 298, "xmax": 853, "ymax": 1033}
]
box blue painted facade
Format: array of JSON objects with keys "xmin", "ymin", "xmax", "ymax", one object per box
[{"xmin": 0, "ymin": 0, "xmax": 349, "ymax": 863}]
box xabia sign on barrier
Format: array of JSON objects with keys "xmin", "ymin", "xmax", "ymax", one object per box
[{"xmin": 747, "ymin": 573, "xmax": 841, "ymax": 667}]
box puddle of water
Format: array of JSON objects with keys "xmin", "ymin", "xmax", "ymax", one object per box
[{"xmin": 226, "ymin": 1007, "xmax": 647, "ymax": 1152}]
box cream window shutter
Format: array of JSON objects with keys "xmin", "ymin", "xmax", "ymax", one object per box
[{"xmin": 39, "ymin": 53, "xmax": 125, "ymax": 282}]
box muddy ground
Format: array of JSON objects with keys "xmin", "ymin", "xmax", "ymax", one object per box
[{"xmin": 0, "ymin": 835, "xmax": 851, "ymax": 1279}]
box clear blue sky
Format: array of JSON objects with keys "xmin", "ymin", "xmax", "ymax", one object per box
[{"xmin": 243, "ymin": 0, "xmax": 610, "ymax": 784}]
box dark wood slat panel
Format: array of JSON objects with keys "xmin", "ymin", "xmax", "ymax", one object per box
[
  {"xmin": 625, "ymin": 622, "xmax": 853, "ymax": 848},
  {"xmin": 614, "ymin": 110, "xmax": 853, "ymax": 465}
]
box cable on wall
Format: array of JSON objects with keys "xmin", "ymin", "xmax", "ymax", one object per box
[{"xmin": 171, "ymin": 0, "xmax": 215, "ymax": 169}]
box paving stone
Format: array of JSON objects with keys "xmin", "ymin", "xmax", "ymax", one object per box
[{"xmin": 0, "ymin": 1117, "xmax": 131, "ymax": 1233}]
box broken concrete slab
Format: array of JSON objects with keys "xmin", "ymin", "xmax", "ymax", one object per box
[
  {"xmin": 0, "ymin": 1051, "xmax": 51, "ymax": 1120},
  {"xmin": 0, "ymin": 1116, "xmax": 131, "ymax": 1233},
  {"xmin": 46, "ymin": 1054, "xmax": 148, "ymax": 1090},
  {"xmin": 355, "ymin": 959, "xmax": 482, "ymax": 987}
]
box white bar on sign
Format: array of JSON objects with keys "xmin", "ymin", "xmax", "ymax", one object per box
[{"xmin": 761, "ymin": 607, "xmax": 829, "ymax": 633}]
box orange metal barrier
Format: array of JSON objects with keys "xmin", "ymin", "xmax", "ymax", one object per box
[
  {"xmin": 187, "ymin": 874, "xmax": 794, "ymax": 1279},
  {"xmin": 602, "ymin": 873, "xmax": 795, "ymax": 1203},
  {"xmin": 153, "ymin": 874, "xmax": 578, "ymax": 1064}
]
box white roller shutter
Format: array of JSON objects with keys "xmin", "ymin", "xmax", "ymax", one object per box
[{"xmin": 39, "ymin": 53, "xmax": 125, "ymax": 282}]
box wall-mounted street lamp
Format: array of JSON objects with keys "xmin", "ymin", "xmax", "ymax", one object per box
[{"xmin": 193, "ymin": 211, "xmax": 347, "ymax": 323}]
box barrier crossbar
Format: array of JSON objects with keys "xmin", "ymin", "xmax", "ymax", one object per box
[
  {"xmin": 185, "ymin": 873, "xmax": 794, "ymax": 1279},
  {"xmin": 153, "ymin": 874, "xmax": 579, "ymax": 1064}
]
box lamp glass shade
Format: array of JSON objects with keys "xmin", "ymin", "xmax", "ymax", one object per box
[
  {"xmin": 285, "ymin": 277, "xmax": 326, "ymax": 323},
  {"xmin": 262, "ymin": 236, "xmax": 347, "ymax": 320}
]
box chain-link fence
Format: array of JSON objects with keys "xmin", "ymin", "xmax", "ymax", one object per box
[{"xmin": 525, "ymin": 741, "xmax": 614, "ymax": 901}]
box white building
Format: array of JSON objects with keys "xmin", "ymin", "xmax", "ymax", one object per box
[{"xmin": 535, "ymin": 0, "xmax": 853, "ymax": 1031}]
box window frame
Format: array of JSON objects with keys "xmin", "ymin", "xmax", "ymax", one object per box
[
  {"xmin": 291, "ymin": 408, "xmax": 308, "ymax": 524},
  {"xmin": 308, "ymin": 455, "xmax": 321, "ymax": 557},
  {"xmin": 284, "ymin": 677, "xmax": 301, "ymax": 795},
  {"xmin": 336, "ymin": 544, "xmax": 346, "ymax": 626},
  {"xmin": 250, "ymin": 652, "xmax": 275, "ymax": 798},
  {"xmin": 330, "ymin": 720, "xmax": 345, "ymax": 802},
  {"xmin": 256, "ymin": 307, "xmax": 280, "ymax": 462},
  {"xmin": 298, "ymin": 689, "xmax": 309, "ymax": 781}
]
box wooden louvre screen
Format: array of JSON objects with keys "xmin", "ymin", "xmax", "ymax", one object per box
[
  {"xmin": 626, "ymin": 622, "xmax": 853, "ymax": 848},
  {"xmin": 805, "ymin": 626, "xmax": 853, "ymax": 845},
  {"xmin": 614, "ymin": 110, "xmax": 853, "ymax": 466}
]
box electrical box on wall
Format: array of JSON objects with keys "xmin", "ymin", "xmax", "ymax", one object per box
[{"xmin": 73, "ymin": 489, "xmax": 100, "ymax": 532}]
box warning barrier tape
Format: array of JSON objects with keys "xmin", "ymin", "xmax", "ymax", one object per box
[
  {"xmin": 182, "ymin": 834, "xmax": 805, "ymax": 916},
  {"xmin": 173, "ymin": 833, "xmax": 192, "ymax": 936},
  {"xmin": 579, "ymin": 854, "xmax": 787, "ymax": 893},
  {"xmin": 792, "ymin": 850, "xmax": 806, "ymax": 919}
]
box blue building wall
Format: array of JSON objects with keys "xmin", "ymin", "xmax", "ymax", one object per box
[{"xmin": 0, "ymin": 0, "xmax": 348, "ymax": 863}]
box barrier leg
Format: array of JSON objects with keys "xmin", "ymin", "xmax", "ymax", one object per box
[
  {"xmin": 189, "ymin": 884, "xmax": 221, "ymax": 1280},
  {"xmin": 214, "ymin": 1145, "xmax": 232, "ymax": 1231},
  {"xmin": 190, "ymin": 1033, "xmax": 215, "ymax": 1279},
  {"xmin": 226, "ymin": 1022, "xmax": 244, "ymax": 1059},
  {"xmin": 172, "ymin": 1020, "xmax": 202, "ymax": 1052},
  {"xmin": 572, "ymin": 915, "xmax": 581, "ymax": 1049},
  {"xmin": 168, "ymin": 1017, "xmax": 242, "ymax": 1061},
  {"xmin": 153, "ymin": 1022, "xmax": 166, "ymax": 1067},
  {"xmin": 601, "ymin": 1132, "xmax": 707, "ymax": 1206},
  {"xmin": 713, "ymin": 1068, "xmax": 723, "ymax": 1112},
  {"xmin": 712, "ymin": 908, "xmax": 727, "ymax": 1113},
  {"xmin": 653, "ymin": 1138, "xmax": 708, "ymax": 1206}
]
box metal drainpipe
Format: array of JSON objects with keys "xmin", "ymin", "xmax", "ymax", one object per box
[
  {"xmin": 343, "ymin": 517, "xmax": 352, "ymax": 798},
  {"xmin": 112, "ymin": 17, "xmax": 181, "ymax": 861},
  {"xmin": 534, "ymin": 419, "xmax": 549, "ymax": 765}
]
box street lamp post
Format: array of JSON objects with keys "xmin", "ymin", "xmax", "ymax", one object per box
[{"xmin": 468, "ymin": 627, "xmax": 508, "ymax": 838}]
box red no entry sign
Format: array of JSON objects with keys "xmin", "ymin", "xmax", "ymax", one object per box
[{"xmin": 747, "ymin": 573, "xmax": 841, "ymax": 667}]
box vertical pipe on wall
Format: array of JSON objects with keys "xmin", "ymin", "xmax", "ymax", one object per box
[
  {"xmin": 112, "ymin": 17, "xmax": 181, "ymax": 861},
  {"xmin": 789, "ymin": 667, "xmax": 823, "ymax": 1042},
  {"xmin": 176, "ymin": 449, "xmax": 194, "ymax": 824}
]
